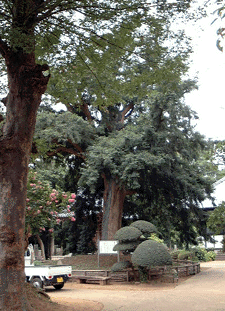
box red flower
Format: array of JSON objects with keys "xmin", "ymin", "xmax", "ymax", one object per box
[{"xmin": 71, "ymin": 193, "xmax": 76, "ymax": 199}]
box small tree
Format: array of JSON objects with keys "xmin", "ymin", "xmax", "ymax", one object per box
[
  {"xmin": 207, "ymin": 202, "xmax": 225, "ymax": 252},
  {"xmin": 26, "ymin": 170, "xmax": 76, "ymax": 259},
  {"xmin": 111, "ymin": 220, "xmax": 172, "ymax": 282}
]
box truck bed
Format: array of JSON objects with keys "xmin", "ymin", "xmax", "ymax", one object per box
[{"xmin": 25, "ymin": 265, "xmax": 72, "ymax": 278}]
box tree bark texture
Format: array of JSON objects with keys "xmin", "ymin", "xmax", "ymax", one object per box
[
  {"xmin": 50, "ymin": 233, "xmax": 55, "ymax": 259},
  {"xmin": 0, "ymin": 48, "xmax": 49, "ymax": 310},
  {"xmin": 102, "ymin": 177, "xmax": 126, "ymax": 240},
  {"xmin": 36, "ymin": 235, "xmax": 46, "ymax": 261}
]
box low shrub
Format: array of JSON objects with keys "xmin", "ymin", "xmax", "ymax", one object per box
[
  {"xmin": 174, "ymin": 247, "xmax": 217, "ymax": 262},
  {"xmin": 206, "ymin": 248, "xmax": 215, "ymax": 252},
  {"xmin": 149, "ymin": 233, "xmax": 164, "ymax": 244},
  {"xmin": 170, "ymin": 250, "xmax": 181, "ymax": 260},
  {"xmin": 192, "ymin": 247, "xmax": 207, "ymax": 262},
  {"xmin": 178, "ymin": 250, "xmax": 193, "ymax": 261},
  {"xmin": 205, "ymin": 251, "xmax": 216, "ymax": 261}
]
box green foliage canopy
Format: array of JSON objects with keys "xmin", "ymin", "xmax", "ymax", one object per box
[{"xmin": 207, "ymin": 202, "xmax": 225, "ymax": 235}]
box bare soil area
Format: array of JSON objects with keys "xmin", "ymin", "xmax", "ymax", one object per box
[
  {"xmin": 28, "ymin": 274, "xmax": 199, "ymax": 311},
  {"xmin": 27, "ymin": 255, "xmax": 207, "ymax": 311},
  {"xmin": 26, "ymin": 283, "xmax": 103, "ymax": 311}
]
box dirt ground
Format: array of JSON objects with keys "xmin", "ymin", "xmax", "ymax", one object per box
[
  {"xmin": 26, "ymin": 282, "xmax": 103, "ymax": 311},
  {"xmin": 28, "ymin": 272, "xmax": 198, "ymax": 311},
  {"xmin": 28, "ymin": 255, "xmax": 207, "ymax": 311}
]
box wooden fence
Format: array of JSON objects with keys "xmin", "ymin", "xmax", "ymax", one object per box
[{"xmin": 72, "ymin": 260, "xmax": 200, "ymax": 284}]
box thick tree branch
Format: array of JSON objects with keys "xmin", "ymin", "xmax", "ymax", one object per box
[
  {"xmin": 125, "ymin": 189, "xmax": 136, "ymax": 196},
  {"xmin": 67, "ymin": 138, "xmax": 84, "ymax": 155},
  {"xmin": 47, "ymin": 138, "xmax": 85, "ymax": 159},
  {"xmin": 80, "ymin": 101, "xmax": 93, "ymax": 122},
  {"xmin": 64, "ymin": 101, "xmax": 93, "ymax": 123},
  {"xmin": 0, "ymin": 36, "xmax": 9, "ymax": 58},
  {"xmin": 47, "ymin": 145, "xmax": 85, "ymax": 160},
  {"xmin": 121, "ymin": 102, "xmax": 134, "ymax": 123}
]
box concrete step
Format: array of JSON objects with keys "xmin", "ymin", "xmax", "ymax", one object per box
[{"xmin": 215, "ymin": 254, "xmax": 225, "ymax": 261}]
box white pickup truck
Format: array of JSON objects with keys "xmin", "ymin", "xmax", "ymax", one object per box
[{"xmin": 25, "ymin": 245, "xmax": 72, "ymax": 290}]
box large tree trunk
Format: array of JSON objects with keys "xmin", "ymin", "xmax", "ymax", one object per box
[
  {"xmin": 102, "ymin": 177, "xmax": 127, "ymax": 240},
  {"xmin": 0, "ymin": 48, "xmax": 49, "ymax": 310}
]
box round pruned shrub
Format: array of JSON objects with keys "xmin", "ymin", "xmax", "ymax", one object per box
[
  {"xmin": 114, "ymin": 226, "xmax": 142, "ymax": 242},
  {"xmin": 131, "ymin": 240, "xmax": 172, "ymax": 268},
  {"xmin": 113, "ymin": 241, "xmax": 139, "ymax": 252},
  {"xmin": 111, "ymin": 261, "xmax": 132, "ymax": 272},
  {"xmin": 130, "ymin": 220, "xmax": 159, "ymax": 235}
]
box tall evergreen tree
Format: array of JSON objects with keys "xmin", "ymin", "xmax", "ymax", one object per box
[{"xmin": 79, "ymin": 82, "xmax": 213, "ymax": 239}]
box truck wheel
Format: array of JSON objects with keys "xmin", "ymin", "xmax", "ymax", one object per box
[
  {"xmin": 53, "ymin": 283, "xmax": 64, "ymax": 290},
  {"xmin": 31, "ymin": 277, "xmax": 43, "ymax": 289}
]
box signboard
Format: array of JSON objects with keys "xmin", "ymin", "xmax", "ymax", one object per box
[
  {"xmin": 99, "ymin": 240, "xmax": 118, "ymax": 254},
  {"xmin": 97, "ymin": 240, "xmax": 119, "ymax": 267}
]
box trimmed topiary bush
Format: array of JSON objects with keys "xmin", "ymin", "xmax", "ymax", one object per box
[
  {"xmin": 112, "ymin": 220, "xmax": 168, "ymax": 282},
  {"xmin": 130, "ymin": 220, "xmax": 159, "ymax": 235},
  {"xmin": 114, "ymin": 226, "xmax": 142, "ymax": 242},
  {"xmin": 111, "ymin": 261, "xmax": 132, "ymax": 272},
  {"xmin": 131, "ymin": 240, "xmax": 172, "ymax": 267},
  {"xmin": 113, "ymin": 241, "xmax": 139, "ymax": 252}
]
